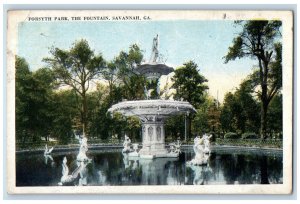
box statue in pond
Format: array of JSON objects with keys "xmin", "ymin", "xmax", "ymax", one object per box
[
  {"xmin": 44, "ymin": 144, "xmax": 54, "ymax": 155},
  {"xmin": 123, "ymin": 153, "xmax": 130, "ymax": 169},
  {"xmin": 122, "ymin": 134, "xmax": 133, "ymax": 153},
  {"xmin": 44, "ymin": 154, "xmax": 54, "ymax": 165},
  {"xmin": 187, "ymin": 135, "xmax": 209, "ymax": 166},
  {"xmin": 58, "ymin": 157, "xmax": 89, "ymax": 186},
  {"xmin": 77, "ymin": 161, "xmax": 88, "ymax": 186},
  {"xmin": 128, "ymin": 143, "xmax": 139, "ymax": 157},
  {"xmin": 169, "ymin": 139, "xmax": 182, "ymax": 155},
  {"xmin": 76, "ymin": 135, "xmax": 90, "ymax": 162},
  {"xmin": 203, "ymin": 134, "xmax": 213, "ymax": 154},
  {"xmin": 58, "ymin": 157, "xmax": 81, "ymax": 185}
]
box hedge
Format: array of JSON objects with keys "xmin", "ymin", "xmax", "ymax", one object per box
[
  {"xmin": 242, "ymin": 132, "xmax": 259, "ymax": 139},
  {"xmin": 224, "ymin": 132, "xmax": 240, "ymax": 139}
]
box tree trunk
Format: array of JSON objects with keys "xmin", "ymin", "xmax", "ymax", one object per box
[
  {"xmin": 81, "ymin": 91, "xmax": 88, "ymax": 137},
  {"xmin": 259, "ymin": 58, "xmax": 269, "ymax": 140},
  {"xmin": 260, "ymin": 102, "xmax": 268, "ymax": 139}
]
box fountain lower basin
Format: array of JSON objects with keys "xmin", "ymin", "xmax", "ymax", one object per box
[{"xmin": 108, "ymin": 100, "xmax": 196, "ymax": 159}]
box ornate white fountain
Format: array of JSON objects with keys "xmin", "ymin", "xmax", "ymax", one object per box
[{"xmin": 108, "ymin": 35, "xmax": 196, "ymax": 159}]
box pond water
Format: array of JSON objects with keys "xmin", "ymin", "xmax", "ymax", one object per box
[{"xmin": 16, "ymin": 147, "xmax": 283, "ymax": 186}]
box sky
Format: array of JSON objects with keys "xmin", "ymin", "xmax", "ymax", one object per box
[{"xmin": 17, "ymin": 20, "xmax": 258, "ymax": 102}]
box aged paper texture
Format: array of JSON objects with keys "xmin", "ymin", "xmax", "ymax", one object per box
[{"xmin": 7, "ymin": 10, "xmax": 293, "ymax": 194}]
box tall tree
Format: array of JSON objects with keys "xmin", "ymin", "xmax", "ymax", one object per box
[
  {"xmin": 44, "ymin": 39, "xmax": 106, "ymax": 136},
  {"xmin": 171, "ymin": 61, "xmax": 208, "ymax": 139},
  {"xmin": 193, "ymin": 94, "xmax": 221, "ymax": 135},
  {"xmin": 224, "ymin": 21, "xmax": 282, "ymax": 139},
  {"xmin": 220, "ymin": 92, "xmax": 236, "ymax": 133},
  {"xmin": 114, "ymin": 44, "xmax": 145, "ymax": 100},
  {"xmin": 16, "ymin": 56, "xmax": 32, "ymax": 144},
  {"xmin": 220, "ymin": 79, "xmax": 260, "ymax": 134},
  {"xmin": 16, "ymin": 56, "xmax": 55, "ymax": 143},
  {"xmin": 51, "ymin": 90, "xmax": 79, "ymax": 144}
]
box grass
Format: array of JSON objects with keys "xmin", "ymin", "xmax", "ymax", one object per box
[{"xmin": 214, "ymin": 138, "xmax": 282, "ymax": 149}]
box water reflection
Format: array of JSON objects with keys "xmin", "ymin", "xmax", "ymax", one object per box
[
  {"xmin": 187, "ymin": 165, "xmax": 213, "ymax": 185},
  {"xmin": 43, "ymin": 154, "xmax": 55, "ymax": 167},
  {"xmin": 16, "ymin": 148, "xmax": 283, "ymax": 186}
]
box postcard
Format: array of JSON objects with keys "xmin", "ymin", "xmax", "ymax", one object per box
[{"xmin": 6, "ymin": 10, "xmax": 293, "ymax": 194}]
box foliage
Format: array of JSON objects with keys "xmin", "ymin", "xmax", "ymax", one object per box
[
  {"xmin": 193, "ymin": 94, "xmax": 221, "ymax": 135},
  {"xmin": 51, "ymin": 90, "xmax": 79, "ymax": 144},
  {"xmin": 165, "ymin": 114, "xmax": 185, "ymax": 141},
  {"xmin": 171, "ymin": 61, "xmax": 208, "ymax": 108},
  {"xmin": 220, "ymin": 78, "xmax": 260, "ymax": 134},
  {"xmin": 86, "ymin": 44, "xmax": 145, "ymax": 140},
  {"xmin": 112, "ymin": 44, "xmax": 146, "ymax": 100},
  {"xmin": 16, "ymin": 56, "xmax": 56, "ymax": 143},
  {"xmin": 16, "ymin": 56, "xmax": 32, "ymax": 143},
  {"xmin": 43, "ymin": 39, "xmax": 106, "ymax": 136},
  {"xmin": 266, "ymin": 94, "xmax": 283, "ymax": 139},
  {"xmin": 224, "ymin": 20, "xmax": 282, "ymax": 139}
]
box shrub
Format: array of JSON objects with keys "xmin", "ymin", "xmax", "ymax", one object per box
[
  {"xmin": 242, "ymin": 132, "xmax": 259, "ymax": 139},
  {"xmin": 224, "ymin": 132, "xmax": 240, "ymax": 139}
]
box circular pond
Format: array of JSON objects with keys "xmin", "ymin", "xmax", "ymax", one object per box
[{"xmin": 16, "ymin": 146, "xmax": 283, "ymax": 186}]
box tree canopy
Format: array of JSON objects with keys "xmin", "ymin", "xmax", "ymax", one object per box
[
  {"xmin": 43, "ymin": 39, "xmax": 106, "ymax": 136},
  {"xmin": 224, "ymin": 20, "xmax": 282, "ymax": 139},
  {"xmin": 16, "ymin": 56, "xmax": 56, "ymax": 143},
  {"xmin": 171, "ymin": 61, "xmax": 208, "ymax": 109}
]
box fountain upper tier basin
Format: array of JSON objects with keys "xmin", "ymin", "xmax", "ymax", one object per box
[
  {"xmin": 135, "ymin": 63, "xmax": 174, "ymax": 80},
  {"xmin": 108, "ymin": 99, "xmax": 196, "ymax": 119}
]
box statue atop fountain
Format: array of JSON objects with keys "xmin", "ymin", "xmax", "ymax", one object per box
[
  {"xmin": 187, "ymin": 135, "xmax": 209, "ymax": 166},
  {"xmin": 122, "ymin": 134, "xmax": 133, "ymax": 153},
  {"xmin": 149, "ymin": 34, "xmax": 159, "ymax": 63}
]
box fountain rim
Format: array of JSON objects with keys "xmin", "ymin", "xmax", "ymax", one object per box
[{"xmin": 107, "ymin": 99, "xmax": 197, "ymax": 115}]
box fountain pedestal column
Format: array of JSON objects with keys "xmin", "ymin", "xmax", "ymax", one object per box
[{"xmin": 138, "ymin": 117, "xmax": 168, "ymax": 158}]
